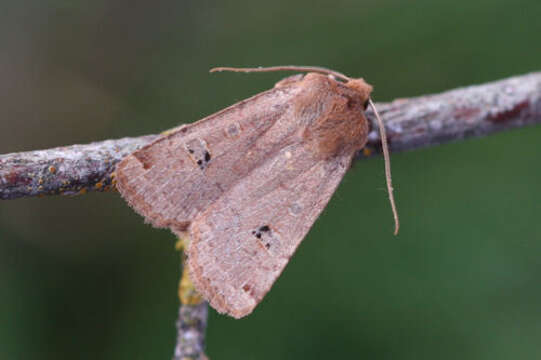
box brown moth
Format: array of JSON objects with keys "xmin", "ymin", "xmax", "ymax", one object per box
[{"xmin": 115, "ymin": 66, "xmax": 399, "ymax": 318}]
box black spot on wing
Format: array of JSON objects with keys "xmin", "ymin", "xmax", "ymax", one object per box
[
  {"xmin": 185, "ymin": 140, "xmax": 212, "ymax": 170},
  {"xmin": 252, "ymin": 225, "xmax": 275, "ymax": 249}
]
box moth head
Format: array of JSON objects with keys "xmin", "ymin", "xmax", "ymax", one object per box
[{"xmin": 345, "ymin": 78, "xmax": 373, "ymax": 108}]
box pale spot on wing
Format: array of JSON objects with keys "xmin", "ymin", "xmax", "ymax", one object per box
[
  {"xmin": 288, "ymin": 202, "xmax": 302, "ymax": 216},
  {"xmin": 226, "ymin": 123, "xmax": 241, "ymax": 137}
]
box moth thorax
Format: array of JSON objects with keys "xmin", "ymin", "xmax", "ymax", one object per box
[{"xmin": 307, "ymin": 97, "xmax": 369, "ymax": 158}]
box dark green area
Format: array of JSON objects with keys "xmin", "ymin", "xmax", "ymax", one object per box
[{"xmin": 1, "ymin": 0, "xmax": 540, "ymax": 359}]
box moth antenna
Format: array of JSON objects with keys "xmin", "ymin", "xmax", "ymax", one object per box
[
  {"xmin": 369, "ymin": 98, "xmax": 400, "ymax": 235},
  {"xmin": 210, "ymin": 65, "xmax": 351, "ymax": 82}
]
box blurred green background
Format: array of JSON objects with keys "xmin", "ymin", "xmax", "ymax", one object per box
[{"xmin": 1, "ymin": 1, "xmax": 540, "ymax": 359}]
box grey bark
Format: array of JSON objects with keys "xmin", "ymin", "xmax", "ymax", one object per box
[
  {"xmin": 173, "ymin": 302, "xmax": 208, "ymax": 360},
  {"xmin": 0, "ymin": 135, "xmax": 158, "ymax": 199},
  {"xmin": 360, "ymin": 71, "xmax": 541, "ymax": 156}
]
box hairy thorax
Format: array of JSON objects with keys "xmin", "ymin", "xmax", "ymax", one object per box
[{"xmin": 293, "ymin": 73, "xmax": 372, "ymax": 159}]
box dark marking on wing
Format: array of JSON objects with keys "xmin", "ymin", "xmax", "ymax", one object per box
[
  {"xmin": 252, "ymin": 225, "xmax": 273, "ymax": 247},
  {"xmin": 133, "ymin": 152, "xmax": 153, "ymax": 170},
  {"xmin": 185, "ymin": 139, "xmax": 212, "ymax": 170}
]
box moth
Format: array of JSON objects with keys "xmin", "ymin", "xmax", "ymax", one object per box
[{"xmin": 115, "ymin": 66, "xmax": 399, "ymax": 318}]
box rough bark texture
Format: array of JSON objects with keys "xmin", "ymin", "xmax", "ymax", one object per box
[
  {"xmin": 360, "ymin": 71, "xmax": 541, "ymax": 156},
  {"xmin": 0, "ymin": 135, "xmax": 158, "ymax": 199},
  {"xmin": 1, "ymin": 72, "xmax": 540, "ymax": 200}
]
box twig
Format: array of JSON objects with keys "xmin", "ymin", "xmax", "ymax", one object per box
[
  {"xmin": 360, "ymin": 71, "xmax": 541, "ymax": 156},
  {"xmin": 174, "ymin": 237, "xmax": 208, "ymax": 360},
  {"xmin": 1, "ymin": 71, "xmax": 540, "ymax": 357},
  {"xmin": 173, "ymin": 302, "xmax": 208, "ymax": 360},
  {"xmin": 0, "ymin": 135, "xmax": 158, "ymax": 200}
]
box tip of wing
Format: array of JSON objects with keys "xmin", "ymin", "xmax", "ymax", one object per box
[{"xmin": 187, "ymin": 243, "xmax": 256, "ymax": 319}]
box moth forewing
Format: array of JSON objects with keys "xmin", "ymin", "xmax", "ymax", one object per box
[
  {"xmin": 115, "ymin": 81, "xmax": 304, "ymax": 232},
  {"xmin": 189, "ymin": 150, "xmax": 355, "ymax": 318}
]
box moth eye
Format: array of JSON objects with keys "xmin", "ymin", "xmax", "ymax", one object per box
[{"xmin": 363, "ymin": 99, "xmax": 369, "ymax": 109}]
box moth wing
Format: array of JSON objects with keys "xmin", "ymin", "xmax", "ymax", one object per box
[
  {"xmin": 188, "ymin": 143, "xmax": 353, "ymax": 318},
  {"xmin": 115, "ymin": 84, "xmax": 303, "ymax": 232}
]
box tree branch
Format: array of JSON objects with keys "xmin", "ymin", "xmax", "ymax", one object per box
[
  {"xmin": 0, "ymin": 135, "xmax": 158, "ymax": 200},
  {"xmin": 360, "ymin": 71, "xmax": 541, "ymax": 156},
  {"xmin": 173, "ymin": 302, "xmax": 208, "ymax": 360},
  {"xmin": 173, "ymin": 237, "xmax": 209, "ymax": 360},
  {"xmin": 1, "ymin": 72, "xmax": 540, "ymax": 200}
]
